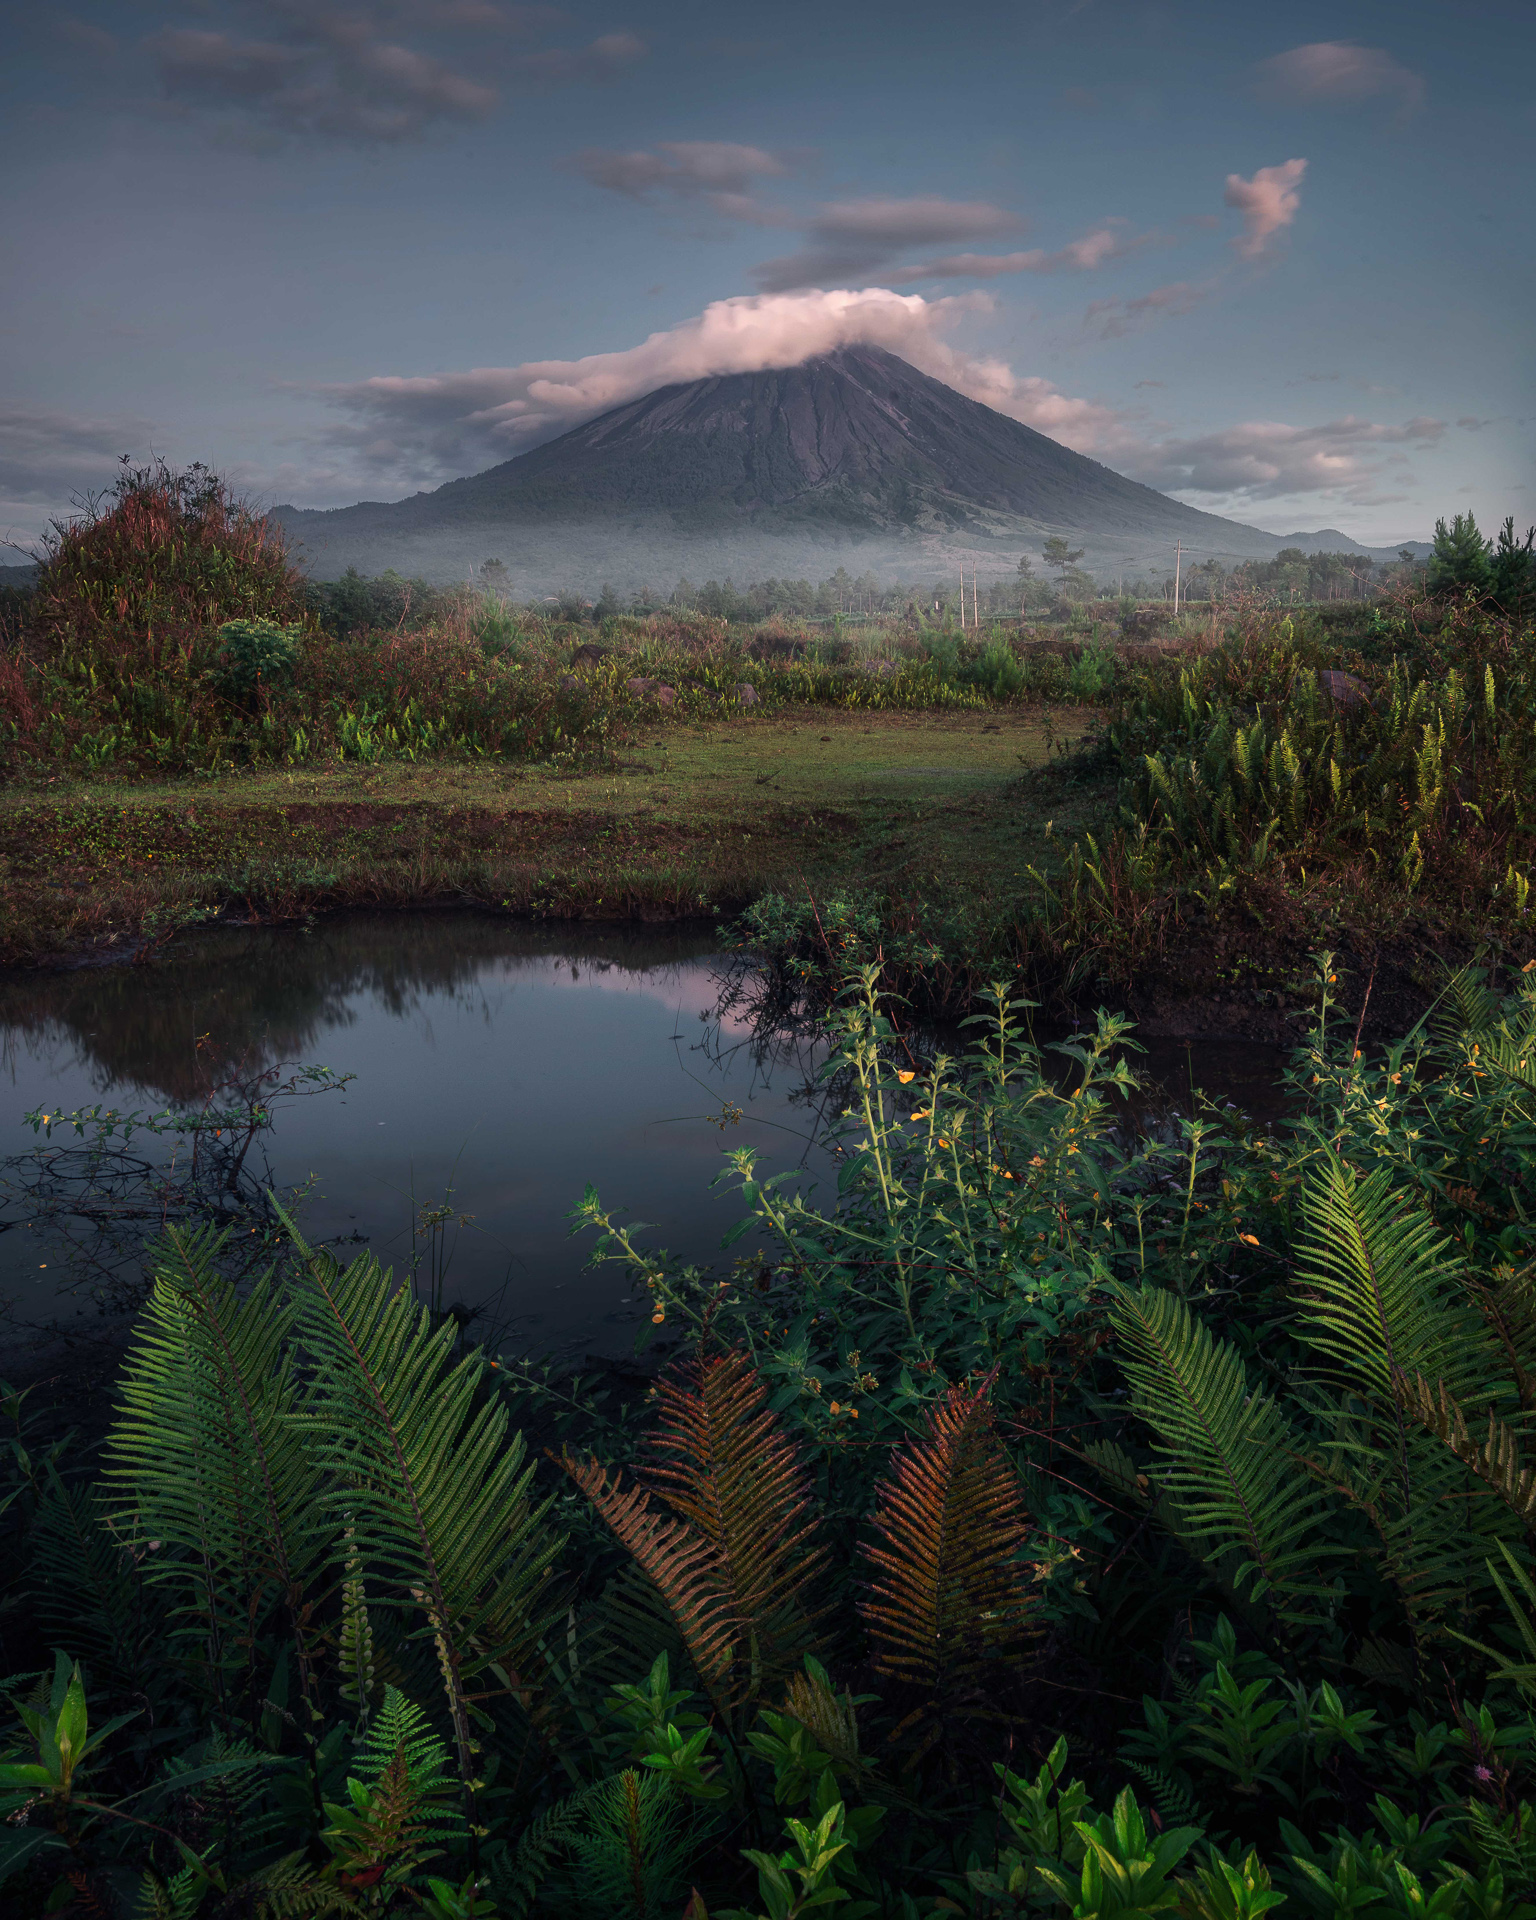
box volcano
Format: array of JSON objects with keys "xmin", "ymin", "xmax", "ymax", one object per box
[{"xmin": 273, "ymin": 347, "xmax": 1373, "ymax": 586}]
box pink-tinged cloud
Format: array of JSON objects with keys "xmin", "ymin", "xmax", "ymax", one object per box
[
  {"xmin": 306, "ymin": 287, "xmax": 1147, "ymax": 481},
  {"xmin": 298, "ymin": 288, "xmax": 1444, "ymax": 515},
  {"xmin": 1251, "ymin": 42, "xmax": 1424, "ymax": 113},
  {"xmin": 1224, "ymin": 159, "xmax": 1306, "ymax": 260}
]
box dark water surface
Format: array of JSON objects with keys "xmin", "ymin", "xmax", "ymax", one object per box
[
  {"xmin": 0, "ymin": 912, "xmax": 1291, "ymax": 1359},
  {"xmin": 0, "ymin": 915, "xmax": 839, "ymax": 1357}
]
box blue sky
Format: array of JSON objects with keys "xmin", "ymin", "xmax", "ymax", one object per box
[{"xmin": 2, "ymin": 0, "xmax": 1532, "ymax": 552}]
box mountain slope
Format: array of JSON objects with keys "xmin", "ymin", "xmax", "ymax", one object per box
[
  {"xmin": 272, "ymin": 347, "xmax": 1416, "ymax": 586},
  {"xmin": 284, "ymin": 346, "xmax": 1272, "ymax": 547}
]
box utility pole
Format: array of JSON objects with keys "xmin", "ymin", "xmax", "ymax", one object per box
[
  {"xmin": 1173, "ymin": 541, "xmax": 1183, "ymax": 614},
  {"xmin": 958, "ymin": 573, "xmax": 965, "ymax": 629}
]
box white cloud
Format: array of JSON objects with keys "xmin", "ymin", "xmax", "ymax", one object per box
[
  {"xmin": 1224, "ymin": 159, "xmax": 1306, "ymax": 260},
  {"xmin": 297, "ymin": 288, "xmax": 1448, "ymax": 518},
  {"xmin": 1251, "ymin": 42, "xmax": 1424, "ymax": 114}
]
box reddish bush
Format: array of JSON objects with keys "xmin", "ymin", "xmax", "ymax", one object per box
[{"xmin": 31, "ymin": 459, "xmax": 306, "ymax": 688}]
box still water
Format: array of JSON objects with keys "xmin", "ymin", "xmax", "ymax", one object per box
[
  {"xmin": 0, "ymin": 915, "xmax": 839, "ymax": 1358},
  {"xmin": 0, "ymin": 912, "xmax": 1291, "ymax": 1360}
]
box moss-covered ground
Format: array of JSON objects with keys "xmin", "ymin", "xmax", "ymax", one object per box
[{"xmin": 0, "ymin": 706, "xmax": 1104, "ymax": 966}]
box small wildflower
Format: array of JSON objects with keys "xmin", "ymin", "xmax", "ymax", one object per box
[
  {"xmin": 1239, "ymin": 1232, "xmax": 1260, "ymax": 1247},
  {"xmin": 896, "ymin": 1070, "xmax": 916, "ymax": 1084}
]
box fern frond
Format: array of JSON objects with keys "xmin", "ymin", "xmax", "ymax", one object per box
[
  {"xmin": 289, "ymin": 1241, "xmax": 566, "ymax": 1806},
  {"xmin": 1296, "ymin": 1157, "xmax": 1493, "ymax": 1410},
  {"xmin": 1122, "ymin": 1758, "xmax": 1205, "ymax": 1831},
  {"xmin": 27, "ymin": 1464, "xmax": 159, "ymax": 1694},
  {"xmin": 558, "ymin": 1450, "xmax": 738, "ymax": 1708},
  {"xmin": 227, "ymin": 1851, "xmax": 354, "ymax": 1918},
  {"xmin": 104, "ymin": 1225, "xmax": 328, "ymax": 1716},
  {"xmin": 490, "ymin": 1787, "xmax": 593, "ymax": 1920},
  {"xmin": 1395, "ymin": 1371, "xmax": 1536, "ymax": 1528},
  {"xmin": 1296, "ymin": 1157, "xmax": 1518, "ymax": 1633},
  {"xmin": 859, "ymin": 1381, "xmax": 1034, "ymax": 1700},
  {"xmin": 644, "ymin": 1350, "xmax": 827, "ymax": 1684},
  {"xmin": 1108, "ymin": 1284, "xmax": 1340, "ymax": 1625}
]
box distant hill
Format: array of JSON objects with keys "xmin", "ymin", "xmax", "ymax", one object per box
[{"xmin": 263, "ymin": 348, "xmax": 1427, "ymax": 589}]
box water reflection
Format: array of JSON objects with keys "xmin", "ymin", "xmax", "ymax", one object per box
[
  {"xmin": 0, "ymin": 913, "xmax": 1293, "ymax": 1359},
  {"xmin": 0, "ymin": 915, "xmax": 839, "ymax": 1358}
]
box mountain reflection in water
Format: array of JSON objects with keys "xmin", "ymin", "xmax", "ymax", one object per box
[{"xmin": 0, "ymin": 914, "xmax": 837, "ymax": 1358}]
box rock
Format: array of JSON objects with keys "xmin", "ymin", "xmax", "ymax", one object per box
[
  {"xmin": 626, "ymin": 676, "xmax": 675, "ymax": 707},
  {"xmin": 571, "ymin": 642, "xmax": 611, "ymax": 668},
  {"xmin": 735, "ymin": 683, "xmax": 759, "ymax": 705},
  {"xmin": 857, "ymin": 657, "xmax": 900, "ymax": 677},
  {"xmin": 558, "ymin": 673, "xmax": 580, "ymax": 690},
  {"xmin": 1318, "ymin": 669, "xmax": 1371, "ymax": 708}
]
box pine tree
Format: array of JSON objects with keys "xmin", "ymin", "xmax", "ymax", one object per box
[
  {"xmin": 1490, "ymin": 516, "xmax": 1535, "ymax": 616},
  {"xmin": 1426, "ymin": 512, "xmax": 1492, "ymax": 595}
]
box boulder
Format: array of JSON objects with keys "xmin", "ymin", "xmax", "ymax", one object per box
[
  {"xmin": 626, "ymin": 676, "xmax": 675, "ymax": 707},
  {"xmin": 571, "ymin": 642, "xmax": 611, "ymax": 668},
  {"xmin": 557, "ymin": 673, "xmax": 580, "ymax": 690},
  {"xmin": 1317, "ymin": 669, "xmax": 1371, "ymax": 709},
  {"xmin": 735, "ymin": 683, "xmax": 760, "ymax": 705}
]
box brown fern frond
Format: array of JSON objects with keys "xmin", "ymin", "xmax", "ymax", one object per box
[
  {"xmin": 1465, "ymin": 1265, "xmax": 1536, "ymax": 1412},
  {"xmin": 859, "ymin": 1382, "xmax": 1034, "ymax": 1698},
  {"xmin": 643, "ymin": 1349, "xmax": 827, "ymax": 1682},
  {"xmin": 557, "ymin": 1449, "xmax": 739, "ymax": 1705},
  {"xmin": 1394, "ymin": 1369, "xmax": 1536, "ymax": 1528},
  {"xmin": 782, "ymin": 1666, "xmax": 863, "ymax": 1772}
]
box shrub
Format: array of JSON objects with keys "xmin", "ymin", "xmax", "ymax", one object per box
[
  {"xmin": 213, "ymin": 617, "xmax": 300, "ymax": 704},
  {"xmin": 31, "ymin": 459, "xmax": 305, "ymax": 689}
]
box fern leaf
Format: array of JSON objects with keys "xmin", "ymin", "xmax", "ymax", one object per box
[
  {"xmin": 1396, "ymin": 1371, "xmax": 1536, "ymax": 1526},
  {"xmin": 103, "ymin": 1225, "xmax": 328, "ymax": 1718},
  {"xmin": 859, "ymin": 1381, "xmax": 1034, "ymax": 1700},
  {"xmin": 1296, "ymin": 1156, "xmax": 1518, "ymax": 1631},
  {"xmin": 1295, "ymin": 1156, "xmax": 1492, "ymax": 1410},
  {"xmin": 643, "ymin": 1350, "xmax": 827, "ymax": 1684},
  {"xmin": 558, "ymin": 1450, "xmax": 739, "ymax": 1708},
  {"xmin": 1108, "ymin": 1283, "xmax": 1340, "ymax": 1625},
  {"xmin": 289, "ymin": 1239, "xmax": 566, "ymax": 1818},
  {"xmin": 27, "ymin": 1465, "xmax": 159, "ymax": 1695}
]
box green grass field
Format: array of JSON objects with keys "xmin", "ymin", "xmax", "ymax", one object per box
[{"xmin": 0, "ymin": 706, "xmax": 1105, "ymax": 965}]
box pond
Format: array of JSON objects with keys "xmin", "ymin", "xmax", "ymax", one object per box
[
  {"xmin": 0, "ymin": 915, "xmax": 843, "ymax": 1360},
  {"xmin": 0, "ymin": 912, "xmax": 1291, "ymax": 1364}
]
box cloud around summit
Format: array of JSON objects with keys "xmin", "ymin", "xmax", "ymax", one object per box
[{"xmin": 301, "ymin": 286, "xmax": 1445, "ymax": 513}]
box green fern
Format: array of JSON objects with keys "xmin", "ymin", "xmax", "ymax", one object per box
[
  {"xmin": 1107, "ymin": 1283, "xmax": 1341, "ymax": 1627},
  {"xmin": 103, "ymin": 1226, "xmax": 329, "ymax": 1721},
  {"xmin": 1295, "ymin": 1155, "xmax": 1519, "ymax": 1633},
  {"xmin": 288, "ymin": 1236, "xmax": 566, "ymax": 1821},
  {"xmin": 320, "ymin": 1686, "xmax": 464, "ymax": 1899}
]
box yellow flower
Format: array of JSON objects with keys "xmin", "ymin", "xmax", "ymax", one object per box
[
  {"xmin": 896, "ymin": 1070, "xmax": 916, "ymax": 1084},
  {"xmin": 911, "ymin": 1108, "xmax": 932, "ymax": 1120},
  {"xmin": 651, "ymin": 1310, "xmax": 665, "ymax": 1324},
  {"xmin": 1238, "ymin": 1232, "xmax": 1260, "ymax": 1247}
]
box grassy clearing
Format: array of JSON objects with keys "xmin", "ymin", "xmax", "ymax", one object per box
[{"xmin": 0, "ymin": 706, "xmax": 1103, "ymax": 965}]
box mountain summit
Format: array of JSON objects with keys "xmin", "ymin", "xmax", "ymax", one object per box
[{"xmin": 274, "ymin": 347, "xmax": 1362, "ymax": 585}]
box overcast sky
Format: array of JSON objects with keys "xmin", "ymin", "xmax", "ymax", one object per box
[{"xmin": 3, "ymin": 0, "xmax": 1532, "ymax": 553}]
